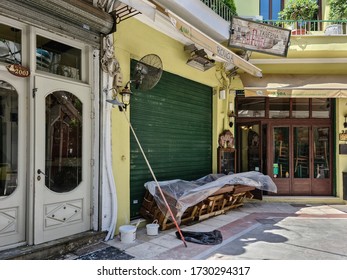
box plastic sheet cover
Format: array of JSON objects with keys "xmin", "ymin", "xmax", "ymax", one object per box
[{"xmin": 144, "ymin": 171, "xmax": 277, "ymax": 224}]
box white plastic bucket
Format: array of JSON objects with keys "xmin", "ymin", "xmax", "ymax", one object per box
[
  {"xmin": 119, "ymin": 225, "xmax": 136, "ymax": 243},
  {"xmin": 146, "ymin": 220, "xmax": 159, "ymax": 236}
]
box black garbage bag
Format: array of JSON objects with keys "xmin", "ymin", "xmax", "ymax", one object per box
[{"xmin": 175, "ymin": 230, "xmax": 223, "ymax": 245}]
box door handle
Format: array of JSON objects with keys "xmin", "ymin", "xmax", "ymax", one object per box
[
  {"xmin": 37, "ymin": 169, "xmax": 48, "ymax": 181},
  {"xmin": 37, "ymin": 169, "xmax": 48, "ymax": 177},
  {"xmin": 37, "ymin": 169, "xmax": 54, "ymax": 184}
]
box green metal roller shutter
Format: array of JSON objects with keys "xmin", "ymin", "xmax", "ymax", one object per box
[{"xmin": 130, "ymin": 65, "xmax": 212, "ymax": 218}]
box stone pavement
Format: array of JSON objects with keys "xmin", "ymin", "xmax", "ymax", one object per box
[
  {"xmin": 47, "ymin": 198, "xmax": 347, "ymax": 260},
  {"xmin": 100, "ymin": 198, "xmax": 347, "ymax": 260}
]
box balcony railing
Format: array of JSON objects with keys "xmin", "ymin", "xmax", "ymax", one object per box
[
  {"xmin": 261, "ymin": 20, "xmax": 347, "ymax": 35},
  {"xmin": 200, "ymin": 0, "xmax": 233, "ymax": 21},
  {"xmin": 200, "ymin": 0, "xmax": 347, "ymax": 36}
]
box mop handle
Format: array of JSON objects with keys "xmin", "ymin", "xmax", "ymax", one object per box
[{"xmin": 123, "ymin": 112, "xmax": 188, "ymax": 248}]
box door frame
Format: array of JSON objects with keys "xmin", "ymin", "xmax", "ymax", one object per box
[
  {"xmin": 269, "ymin": 123, "xmax": 332, "ymax": 195},
  {"xmin": 1, "ymin": 13, "xmax": 101, "ymax": 250},
  {"xmin": 33, "ymin": 75, "xmax": 92, "ymax": 244},
  {"xmin": 236, "ymin": 119, "xmax": 332, "ymax": 196}
]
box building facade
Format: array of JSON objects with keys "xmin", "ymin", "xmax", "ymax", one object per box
[
  {"xmin": 0, "ymin": 0, "xmax": 114, "ymax": 250},
  {"xmin": 0, "ymin": 0, "xmax": 346, "ymax": 252},
  {"xmin": 233, "ymin": 0, "xmax": 347, "ymax": 198}
]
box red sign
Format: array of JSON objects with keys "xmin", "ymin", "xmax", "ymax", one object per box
[{"xmin": 6, "ymin": 64, "xmax": 30, "ymax": 77}]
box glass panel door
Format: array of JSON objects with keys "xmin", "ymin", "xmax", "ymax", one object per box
[
  {"xmin": 314, "ymin": 127, "xmax": 329, "ymax": 179},
  {"xmin": 34, "ymin": 76, "xmax": 91, "ymax": 244},
  {"xmin": 45, "ymin": 91, "xmax": 82, "ymax": 193},
  {"xmin": 272, "ymin": 125, "xmax": 331, "ymax": 195},
  {"xmin": 0, "ymin": 81, "xmax": 18, "ymax": 197},
  {"xmin": 273, "ymin": 127, "xmax": 289, "ymax": 178},
  {"xmin": 238, "ymin": 122, "xmax": 262, "ymax": 172},
  {"xmin": 0, "ymin": 72, "xmax": 26, "ymax": 248},
  {"xmin": 294, "ymin": 127, "xmax": 309, "ymax": 178}
]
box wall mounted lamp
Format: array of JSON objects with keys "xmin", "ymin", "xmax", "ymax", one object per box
[
  {"xmin": 106, "ymin": 81, "xmax": 132, "ymax": 111},
  {"xmin": 119, "ymin": 81, "xmax": 132, "ymax": 108},
  {"xmin": 344, "ymin": 114, "xmax": 347, "ymax": 128}
]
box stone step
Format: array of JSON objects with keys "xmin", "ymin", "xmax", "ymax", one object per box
[{"xmin": 0, "ymin": 231, "xmax": 107, "ymax": 260}]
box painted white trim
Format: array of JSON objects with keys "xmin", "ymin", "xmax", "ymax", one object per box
[
  {"xmin": 91, "ymin": 48, "xmax": 100, "ymax": 231},
  {"xmin": 153, "ymin": 0, "xmax": 230, "ymax": 42}
]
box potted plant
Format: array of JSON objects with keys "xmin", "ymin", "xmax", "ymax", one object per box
[
  {"xmin": 328, "ymin": 0, "xmax": 347, "ymax": 20},
  {"xmin": 328, "ymin": 0, "xmax": 347, "ymax": 34},
  {"xmin": 221, "ymin": 0, "xmax": 237, "ymax": 16},
  {"xmin": 279, "ymin": 0, "xmax": 319, "ymax": 33}
]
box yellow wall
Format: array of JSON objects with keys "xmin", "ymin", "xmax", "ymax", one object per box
[
  {"xmin": 322, "ymin": 0, "xmax": 329, "ymax": 20},
  {"xmin": 234, "ymin": 0, "xmax": 259, "ymax": 17},
  {"xmin": 336, "ymin": 99, "xmax": 347, "ymax": 199},
  {"xmin": 112, "ymin": 18, "xmax": 234, "ymax": 230},
  {"xmin": 250, "ymin": 35, "xmax": 347, "ymax": 74}
]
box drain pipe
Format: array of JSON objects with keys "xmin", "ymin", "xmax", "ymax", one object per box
[
  {"xmin": 104, "ymin": 85, "xmax": 118, "ymax": 241},
  {"xmin": 97, "ymin": 0, "xmax": 118, "ymax": 242},
  {"xmin": 220, "ymin": 68, "xmax": 231, "ymax": 130}
]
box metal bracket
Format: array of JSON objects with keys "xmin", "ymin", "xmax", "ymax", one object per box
[{"xmin": 108, "ymin": 4, "xmax": 141, "ymax": 33}]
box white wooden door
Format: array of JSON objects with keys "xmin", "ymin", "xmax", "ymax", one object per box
[
  {"xmin": 0, "ymin": 68, "xmax": 26, "ymax": 248},
  {"xmin": 34, "ymin": 76, "xmax": 91, "ymax": 244}
]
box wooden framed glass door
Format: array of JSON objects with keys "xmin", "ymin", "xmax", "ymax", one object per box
[
  {"xmin": 271, "ymin": 125, "xmax": 331, "ymax": 195},
  {"xmin": 237, "ymin": 121, "xmax": 265, "ymax": 199},
  {"xmin": 237, "ymin": 122, "xmax": 262, "ymax": 173}
]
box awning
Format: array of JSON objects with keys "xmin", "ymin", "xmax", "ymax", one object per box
[
  {"xmin": 240, "ymin": 74, "xmax": 347, "ymax": 98},
  {"xmin": 167, "ymin": 10, "xmax": 262, "ymax": 78}
]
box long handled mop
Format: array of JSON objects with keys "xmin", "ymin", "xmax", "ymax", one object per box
[{"xmin": 109, "ymin": 100, "xmax": 187, "ymax": 247}]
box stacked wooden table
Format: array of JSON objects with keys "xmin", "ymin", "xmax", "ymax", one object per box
[{"xmin": 140, "ymin": 184, "xmax": 255, "ymax": 230}]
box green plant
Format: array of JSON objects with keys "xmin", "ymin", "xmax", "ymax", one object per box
[
  {"xmin": 221, "ymin": 0, "xmax": 237, "ymax": 16},
  {"xmin": 328, "ymin": 0, "xmax": 347, "ymax": 20},
  {"xmin": 279, "ymin": 0, "xmax": 319, "ymax": 20}
]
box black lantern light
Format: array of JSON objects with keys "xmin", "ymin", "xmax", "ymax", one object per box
[
  {"xmin": 106, "ymin": 81, "xmax": 132, "ymax": 111},
  {"xmin": 119, "ymin": 82, "xmax": 132, "ymax": 109}
]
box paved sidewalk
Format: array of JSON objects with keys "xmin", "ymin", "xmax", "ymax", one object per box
[{"xmin": 104, "ymin": 200, "xmax": 347, "ymax": 260}]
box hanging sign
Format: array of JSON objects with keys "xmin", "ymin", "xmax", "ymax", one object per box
[
  {"xmin": 6, "ymin": 64, "xmax": 30, "ymax": 77},
  {"xmin": 229, "ymin": 16, "xmax": 291, "ymax": 57}
]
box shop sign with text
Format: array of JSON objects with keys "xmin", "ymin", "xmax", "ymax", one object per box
[{"xmin": 229, "ymin": 17, "xmax": 291, "ymax": 57}]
